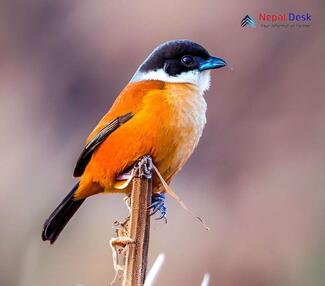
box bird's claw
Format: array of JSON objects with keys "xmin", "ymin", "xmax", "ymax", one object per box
[{"xmin": 149, "ymin": 193, "xmax": 167, "ymax": 223}]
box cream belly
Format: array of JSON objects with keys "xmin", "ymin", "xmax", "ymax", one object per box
[{"xmin": 155, "ymin": 83, "xmax": 207, "ymax": 183}]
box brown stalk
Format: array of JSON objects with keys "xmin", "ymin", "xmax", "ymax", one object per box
[{"xmin": 122, "ymin": 156, "xmax": 153, "ymax": 286}]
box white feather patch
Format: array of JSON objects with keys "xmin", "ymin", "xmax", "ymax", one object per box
[{"xmin": 131, "ymin": 69, "xmax": 211, "ymax": 94}]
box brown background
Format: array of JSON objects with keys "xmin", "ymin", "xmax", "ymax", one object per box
[{"xmin": 0, "ymin": 0, "xmax": 324, "ymax": 285}]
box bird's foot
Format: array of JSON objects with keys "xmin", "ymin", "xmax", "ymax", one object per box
[{"xmin": 149, "ymin": 192, "xmax": 167, "ymax": 223}]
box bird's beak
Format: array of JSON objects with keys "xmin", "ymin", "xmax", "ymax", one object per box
[{"xmin": 198, "ymin": 56, "xmax": 227, "ymax": 71}]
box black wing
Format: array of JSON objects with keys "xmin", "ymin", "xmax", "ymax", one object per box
[{"xmin": 73, "ymin": 112, "xmax": 133, "ymax": 177}]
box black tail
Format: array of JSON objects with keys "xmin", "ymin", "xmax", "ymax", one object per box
[{"xmin": 42, "ymin": 183, "xmax": 85, "ymax": 244}]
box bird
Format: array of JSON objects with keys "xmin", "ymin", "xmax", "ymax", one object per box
[{"xmin": 42, "ymin": 39, "xmax": 226, "ymax": 244}]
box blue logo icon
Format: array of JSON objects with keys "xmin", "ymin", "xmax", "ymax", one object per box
[{"xmin": 241, "ymin": 15, "xmax": 255, "ymax": 27}]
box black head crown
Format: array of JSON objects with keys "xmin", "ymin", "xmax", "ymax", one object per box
[{"xmin": 139, "ymin": 40, "xmax": 226, "ymax": 77}]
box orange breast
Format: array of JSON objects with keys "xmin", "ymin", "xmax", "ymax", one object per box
[{"xmin": 75, "ymin": 80, "xmax": 206, "ymax": 199}]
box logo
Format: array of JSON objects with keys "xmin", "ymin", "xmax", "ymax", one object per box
[
  {"xmin": 241, "ymin": 12, "xmax": 312, "ymax": 29},
  {"xmin": 258, "ymin": 12, "xmax": 312, "ymax": 28},
  {"xmin": 241, "ymin": 15, "xmax": 255, "ymax": 27}
]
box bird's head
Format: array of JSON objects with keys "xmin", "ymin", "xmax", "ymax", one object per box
[{"xmin": 131, "ymin": 39, "xmax": 226, "ymax": 93}]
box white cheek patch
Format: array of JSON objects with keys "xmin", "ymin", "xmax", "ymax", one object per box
[{"xmin": 130, "ymin": 69, "xmax": 211, "ymax": 94}]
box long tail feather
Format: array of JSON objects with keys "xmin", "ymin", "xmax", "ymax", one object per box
[{"xmin": 42, "ymin": 183, "xmax": 85, "ymax": 244}]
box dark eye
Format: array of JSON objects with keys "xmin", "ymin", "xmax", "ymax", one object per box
[{"xmin": 181, "ymin": 55, "xmax": 195, "ymax": 67}]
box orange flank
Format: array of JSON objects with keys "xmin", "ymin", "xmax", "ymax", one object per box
[{"xmin": 74, "ymin": 80, "xmax": 207, "ymax": 200}]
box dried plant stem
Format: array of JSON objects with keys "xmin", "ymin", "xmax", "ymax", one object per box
[{"xmin": 122, "ymin": 156, "xmax": 152, "ymax": 286}]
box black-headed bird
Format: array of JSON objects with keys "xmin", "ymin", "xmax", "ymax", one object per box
[{"xmin": 42, "ymin": 39, "xmax": 226, "ymax": 243}]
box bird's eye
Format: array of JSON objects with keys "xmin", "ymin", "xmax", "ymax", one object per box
[{"xmin": 181, "ymin": 55, "xmax": 195, "ymax": 67}]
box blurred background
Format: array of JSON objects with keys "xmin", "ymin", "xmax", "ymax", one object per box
[{"xmin": 0, "ymin": 0, "xmax": 324, "ymax": 285}]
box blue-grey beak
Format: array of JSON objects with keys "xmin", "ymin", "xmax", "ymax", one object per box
[{"xmin": 198, "ymin": 56, "xmax": 227, "ymax": 71}]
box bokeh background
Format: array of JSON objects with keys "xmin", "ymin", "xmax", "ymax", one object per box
[{"xmin": 0, "ymin": 0, "xmax": 324, "ymax": 285}]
